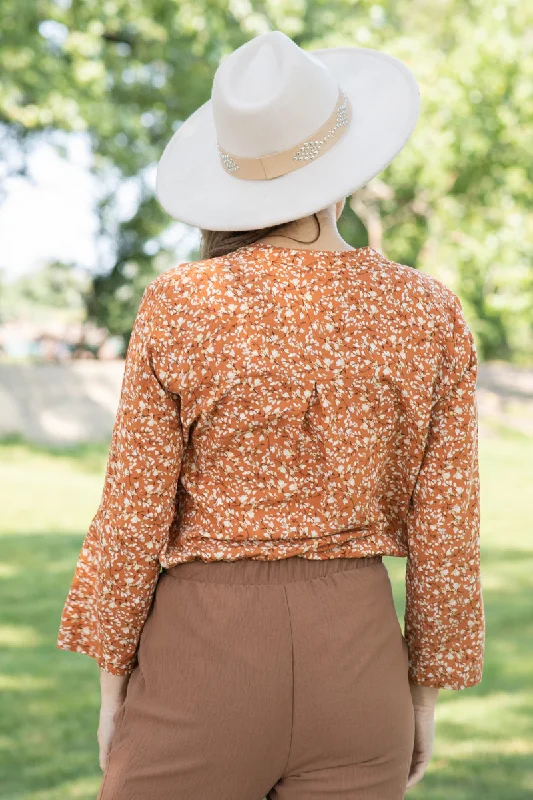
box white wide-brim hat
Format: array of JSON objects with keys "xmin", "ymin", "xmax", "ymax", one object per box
[{"xmin": 156, "ymin": 30, "xmax": 420, "ymax": 231}]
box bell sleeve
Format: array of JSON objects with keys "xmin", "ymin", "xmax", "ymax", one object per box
[
  {"xmin": 404, "ymin": 292, "xmax": 485, "ymax": 690},
  {"xmin": 56, "ymin": 279, "xmax": 184, "ymax": 675}
]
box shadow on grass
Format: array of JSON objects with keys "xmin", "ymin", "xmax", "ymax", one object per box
[
  {"xmin": 0, "ymin": 433, "xmax": 110, "ymax": 478},
  {"xmin": 1, "ymin": 532, "xmax": 532, "ymax": 799}
]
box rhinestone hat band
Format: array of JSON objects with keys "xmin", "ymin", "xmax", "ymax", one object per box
[{"xmin": 217, "ymin": 85, "xmax": 351, "ymax": 181}]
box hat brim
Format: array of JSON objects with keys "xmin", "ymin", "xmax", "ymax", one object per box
[{"xmin": 155, "ymin": 46, "xmax": 421, "ymax": 231}]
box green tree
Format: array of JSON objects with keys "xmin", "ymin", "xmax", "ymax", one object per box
[
  {"xmin": 0, "ymin": 261, "xmax": 89, "ymax": 323},
  {"xmin": 1, "ymin": 0, "xmax": 532, "ymax": 360}
]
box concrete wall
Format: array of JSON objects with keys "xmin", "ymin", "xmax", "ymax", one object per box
[
  {"xmin": 0, "ymin": 361, "xmax": 125, "ymax": 445},
  {"xmin": 0, "ymin": 360, "xmax": 532, "ymax": 446}
]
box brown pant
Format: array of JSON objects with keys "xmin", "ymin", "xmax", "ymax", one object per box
[{"xmin": 97, "ymin": 555, "xmax": 414, "ymax": 799}]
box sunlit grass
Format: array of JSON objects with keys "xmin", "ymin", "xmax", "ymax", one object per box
[{"xmin": 0, "ymin": 430, "xmax": 532, "ymax": 799}]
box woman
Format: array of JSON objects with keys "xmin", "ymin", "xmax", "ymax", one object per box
[{"xmin": 57, "ymin": 30, "xmax": 485, "ymax": 799}]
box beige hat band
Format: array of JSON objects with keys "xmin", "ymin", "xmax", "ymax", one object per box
[{"xmin": 217, "ymin": 86, "xmax": 351, "ymax": 181}]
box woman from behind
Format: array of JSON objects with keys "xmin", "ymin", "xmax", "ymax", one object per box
[{"xmin": 58, "ymin": 29, "xmax": 484, "ymax": 800}]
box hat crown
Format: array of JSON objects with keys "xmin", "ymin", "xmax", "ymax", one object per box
[{"xmin": 212, "ymin": 31, "xmax": 340, "ymax": 159}]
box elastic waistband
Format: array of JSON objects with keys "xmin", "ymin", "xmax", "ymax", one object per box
[{"xmin": 164, "ymin": 554, "xmax": 383, "ymax": 585}]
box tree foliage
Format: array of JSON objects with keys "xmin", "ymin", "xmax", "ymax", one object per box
[{"xmin": 1, "ymin": 0, "xmax": 532, "ymax": 360}]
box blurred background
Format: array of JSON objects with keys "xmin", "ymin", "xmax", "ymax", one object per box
[{"xmin": 1, "ymin": 1, "xmax": 532, "ymax": 798}]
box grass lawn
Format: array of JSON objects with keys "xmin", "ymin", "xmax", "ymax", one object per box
[{"xmin": 1, "ymin": 426, "xmax": 532, "ymax": 799}]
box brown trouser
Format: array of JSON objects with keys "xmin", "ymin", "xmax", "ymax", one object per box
[{"xmin": 98, "ymin": 554, "xmax": 414, "ymax": 799}]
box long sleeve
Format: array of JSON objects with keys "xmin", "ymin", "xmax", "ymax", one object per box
[
  {"xmin": 56, "ymin": 279, "xmax": 184, "ymax": 675},
  {"xmin": 404, "ymin": 292, "xmax": 485, "ymax": 690}
]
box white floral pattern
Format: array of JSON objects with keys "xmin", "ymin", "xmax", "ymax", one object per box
[{"xmin": 57, "ymin": 243, "xmax": 485, "ymax": 690}]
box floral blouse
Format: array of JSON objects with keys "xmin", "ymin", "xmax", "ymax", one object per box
[{"xmin": 57, "ymin": 243, "xmax": 485, "ymax": 690}]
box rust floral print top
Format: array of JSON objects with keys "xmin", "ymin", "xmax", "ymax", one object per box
[{"xmin": 57, "ymin": 243, "xmax": 485, "ymax": 690}]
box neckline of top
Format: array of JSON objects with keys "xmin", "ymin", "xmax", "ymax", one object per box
[{"xmin": 238, "ymin": 243, "xmax": 374, "ymax": 258}]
